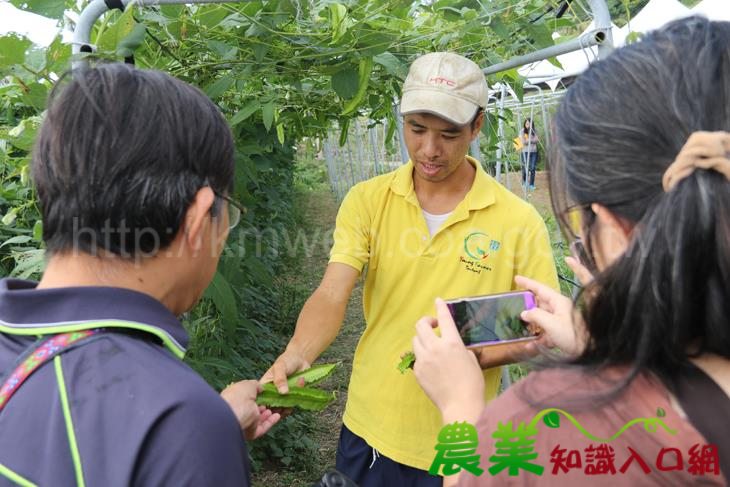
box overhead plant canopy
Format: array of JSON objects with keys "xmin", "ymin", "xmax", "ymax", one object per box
[
  {"xmin": 131, "ymin": 0, "xmax": 591, "ymax": 141},
  {"xmin": 7, "ymin": 0, "xmax": 604, "ymax": 143}
]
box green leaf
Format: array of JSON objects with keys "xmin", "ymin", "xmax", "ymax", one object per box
[
  {"xmin": 252, "ymin": 44, "xmax": 269, "ymax": 62},
  {"xmin": 354, "ymin": 29, "xmax": 394, "ymax": 57},
  {"xmin": 21, "ymin": 82, "xmax": 48, "ymax": 111},
  {"xmin": 204, "ymin": 271, "xmax": 238, "ymax": 337},
  {"xmin": 0, "ymin": 235, "xmax": 32, "ymax": 248},
  {"xmin": 11, "ymin": 0, "xmax": 64, "ymax": 19},
  {"xmin": 197, "ymin": 5, "xmax": 229, "ymax": 29},
  {"xmin": 329, "ymin": 4, "xmax": 348, "ymax": 44},
  {"xmin": 207, "ymin": 40, "xmax": 238, "ymax": 60},
  {"xmin": 276, "ymin": 123, "xmax": 285, "ymax": 145},
  {"xmin": 490, "ymin": 16, "xmax": 510, "ymax": 41},
  {"xmin": 286, "ymin": 363, "xmax": 338, "ymax": 387},
  {"xmin": 245, "ymin": 23, "xmax": 265, "ymax": 38},
  {"xmin": 204, "ymin": 76, "xmax": 234, "ymax": 99},
  {"xmin": 45, "ymin": 35, "xmax": 70, "ymax": 74},
  {"xmin": 463, "ymin": 8, "xmax": 477, "ymax": 21},
  {"xmin": 160, "ymin": 4, "xmax": 185, "ymax": 18},
  {"xmin": 657, "ymin": 407, "xmax": 666, "ymax": 418},
  {"xmin": 116, "ymin": 23, "xmax": 147, "ymax": 58},
  {"xmin": 32, "ymin": 220, "xmax": 43, "ymax": 241},
  {"xmin": 97, "ymin": 8, "xmax": 136, "ymax": 54},
  {"xmin": 625, "ymin": 31, "xmax": 643, "ymax": 45},
  {"xmin": 24, "ymin": 46, "xmax": 47, "ymax": 74},
  {"xmin": 373, "ymin": 52, "xmax": 406, "ymax": 79},
  {"xmin": 262, "ymin": 100, "xmax": 275, "ymax": 131},
  {"xmin": 527, "ymin": 23, "xmax": 554, "ymax": 49},
  {"xmin": 7, "ymin": 116, "xmax": 40, "ymax": 152},
  {"xmin": 331, "ymin": 67, "xmax": 359, "ymax": 99},
  {"xmin": 511, "ymin": 80, "xmax": 524, "ymax": 103},
  {"xmin": 0, "ymin": 35, "xmax": 32, "ymax": 68},
  {"xmin": 547, "ymin": 57, "xmax": 563, "ymax": 70},
  {"xmin": 397, "ymin": 351, "xmax": 415, "ymax": 374},
  {"xmin": 2, "ymin": 208, "xmax": 19, "ymax": 226},
  {"xmin": 229, "ymin": 100, "xmax": 260, "ymax": 127},
  {"xmin": 543, "ymin": 411, "xmax": 560, "ymax": 428},
  {"xmin": 9, "ymin": 248, "xmax": 45, "ymax": 280}
]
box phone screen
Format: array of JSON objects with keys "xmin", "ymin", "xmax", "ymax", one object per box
[{"xmin": 446, "ymin": 291, "xmax": 536, "ymax": 347}]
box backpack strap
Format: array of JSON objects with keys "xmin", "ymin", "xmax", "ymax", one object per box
[
  {"xmin": 0, "ymin": 319, "xmax": 185, "ymax": 359},
  {"xmin": 0, "ymin": 329, "xmax": 103, "ymax": 413},
  {"xmin": 671, "ymin": 362, "xmax": 730, "ymax": 479}
]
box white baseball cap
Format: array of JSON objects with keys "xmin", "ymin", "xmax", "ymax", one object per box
[{"xmin": 400, "ymin": 52, "xmax": 488, "ymax": 126}]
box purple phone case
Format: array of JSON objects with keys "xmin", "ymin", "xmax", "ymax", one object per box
[{"xmin": 523, "ymin": 292, "xmax": 536, "ymax": 310}]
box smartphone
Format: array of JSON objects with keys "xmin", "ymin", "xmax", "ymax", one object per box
[
  {"xmin": 569, "ymin": 239, "xmax": 590, "ymax": 268},
  {"xmin": 569, "ymin": 238, "xmax": 597, "ymax": 277},
  {"xmin": 446, "ymin": 291, "xmax": 538, "ymax": 348}
]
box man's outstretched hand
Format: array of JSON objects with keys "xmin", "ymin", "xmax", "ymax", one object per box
[
  {"xmin": 221, "ymin": 380, "xmax": 281, "ymax": 440},
  {"xmin": 261, "ymin": 348, "xmax": 310, "ymax": 394}
]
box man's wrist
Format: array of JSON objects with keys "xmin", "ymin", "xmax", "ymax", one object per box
[
  {"xmin": 441, "ymin": 399, "xmax": 485, "ymax": 427},
  {"xmin": 285, "ymin": 341, "xmax": 314, "ymax": 365}
]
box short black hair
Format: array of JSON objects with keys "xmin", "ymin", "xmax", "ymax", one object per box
[{"xmin": 32, "ymin": 64, "xmax": 235, "ymax": 258}]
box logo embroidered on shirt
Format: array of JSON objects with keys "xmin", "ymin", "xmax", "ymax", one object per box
[
  {"xmin": 463, "ymin": 232, "xmax": 501, "ymax": 261},
  {"xmin": 460, "ymin": 232, "xmax": 500, "ymax": 274}
]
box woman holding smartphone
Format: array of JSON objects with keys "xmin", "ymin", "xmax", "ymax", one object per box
[{"xmin": 413, "ymin": 17, "xmax": 730, "ymax": 486}]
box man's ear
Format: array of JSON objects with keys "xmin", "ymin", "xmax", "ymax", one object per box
[
  {"xmin": 183, "ymin": 187, "xmax": 216, "ymax": 253},
  {"xmin": 470, "ymin": 112, "xmax": 484, "ymax": 140}
]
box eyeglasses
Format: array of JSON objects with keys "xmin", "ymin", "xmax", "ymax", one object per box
[
  {"xmin": 213, "ymin": 191, "xmax": 246, "ymax": 231},
  {"xmin": 562, "ymin": 203, "xmax": 593, "ymax": 237},
  {"xmin": 201, "ymin": 179, "xmax": 246, "ymax": 231}
]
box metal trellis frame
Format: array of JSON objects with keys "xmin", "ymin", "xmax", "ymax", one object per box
[
  {"xmin": 482, "ymin": 0, "xmax": 614, "ymax": 76},
  {"xmin": 72, "ymin": 0, "xmax": 247, "ymax": 69}
]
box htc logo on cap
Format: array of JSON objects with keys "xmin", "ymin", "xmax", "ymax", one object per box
[{"xmin": 427, "ymin": 76, "xmax": 456, "ymax": 87}]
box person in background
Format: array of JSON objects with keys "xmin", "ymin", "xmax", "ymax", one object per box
[
  {"xmin": 262, "ymin": 52, "xmax": 558, "ymax": 487},
  {"xmin": 413, "ymin": 17, "xmax": 730, "ymax": 486},
  {"xmin": 0, "ymin": 64, "xmax": 278, "ymax": 486},
  {"xmin": 520, "ymin": 118, "xmax": 540, "ymax": 191}
]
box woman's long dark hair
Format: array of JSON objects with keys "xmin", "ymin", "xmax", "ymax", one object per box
[
  {"xmin": 548, "ymin": 17, "xmax": 730, "ymax": 397},
  {"xmin": 523, "ymin": 117, "xmax": 536, "ymax": 136}
]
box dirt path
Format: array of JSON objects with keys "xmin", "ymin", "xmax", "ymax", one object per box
[
  {"xmin": 252, "ymin": 188, "xmax": 364, "ymax": 487},
  {"xmin": 503, "ymin": 170, "xmax": 551, "ymax": 215}
]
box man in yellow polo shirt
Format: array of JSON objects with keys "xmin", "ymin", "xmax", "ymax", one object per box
[{"xmin": 262, "ymin": 52, "xmax": 558, "ymax": 486}]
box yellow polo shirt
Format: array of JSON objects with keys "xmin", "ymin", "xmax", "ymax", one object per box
[{"xmin": 330, "ymin": 157, "xmax": 558, "ymax": 470}]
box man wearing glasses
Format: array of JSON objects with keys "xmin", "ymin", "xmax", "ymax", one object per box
[
  {"xmin": 0, "ymin": 64, "xmax": 275, "ymax": 486},
  {"xmin": 263, "ymin": 52, "xmax": 558, "ymax": 486}
]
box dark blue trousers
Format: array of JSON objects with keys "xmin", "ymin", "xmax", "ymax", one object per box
[
  {"xmin": 521, "ymin": 151, "xmax": 538, "ymax": 186},
  {"xmin": 335, "ymin": 425, "xmax": 442, "ymax": 487}
]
